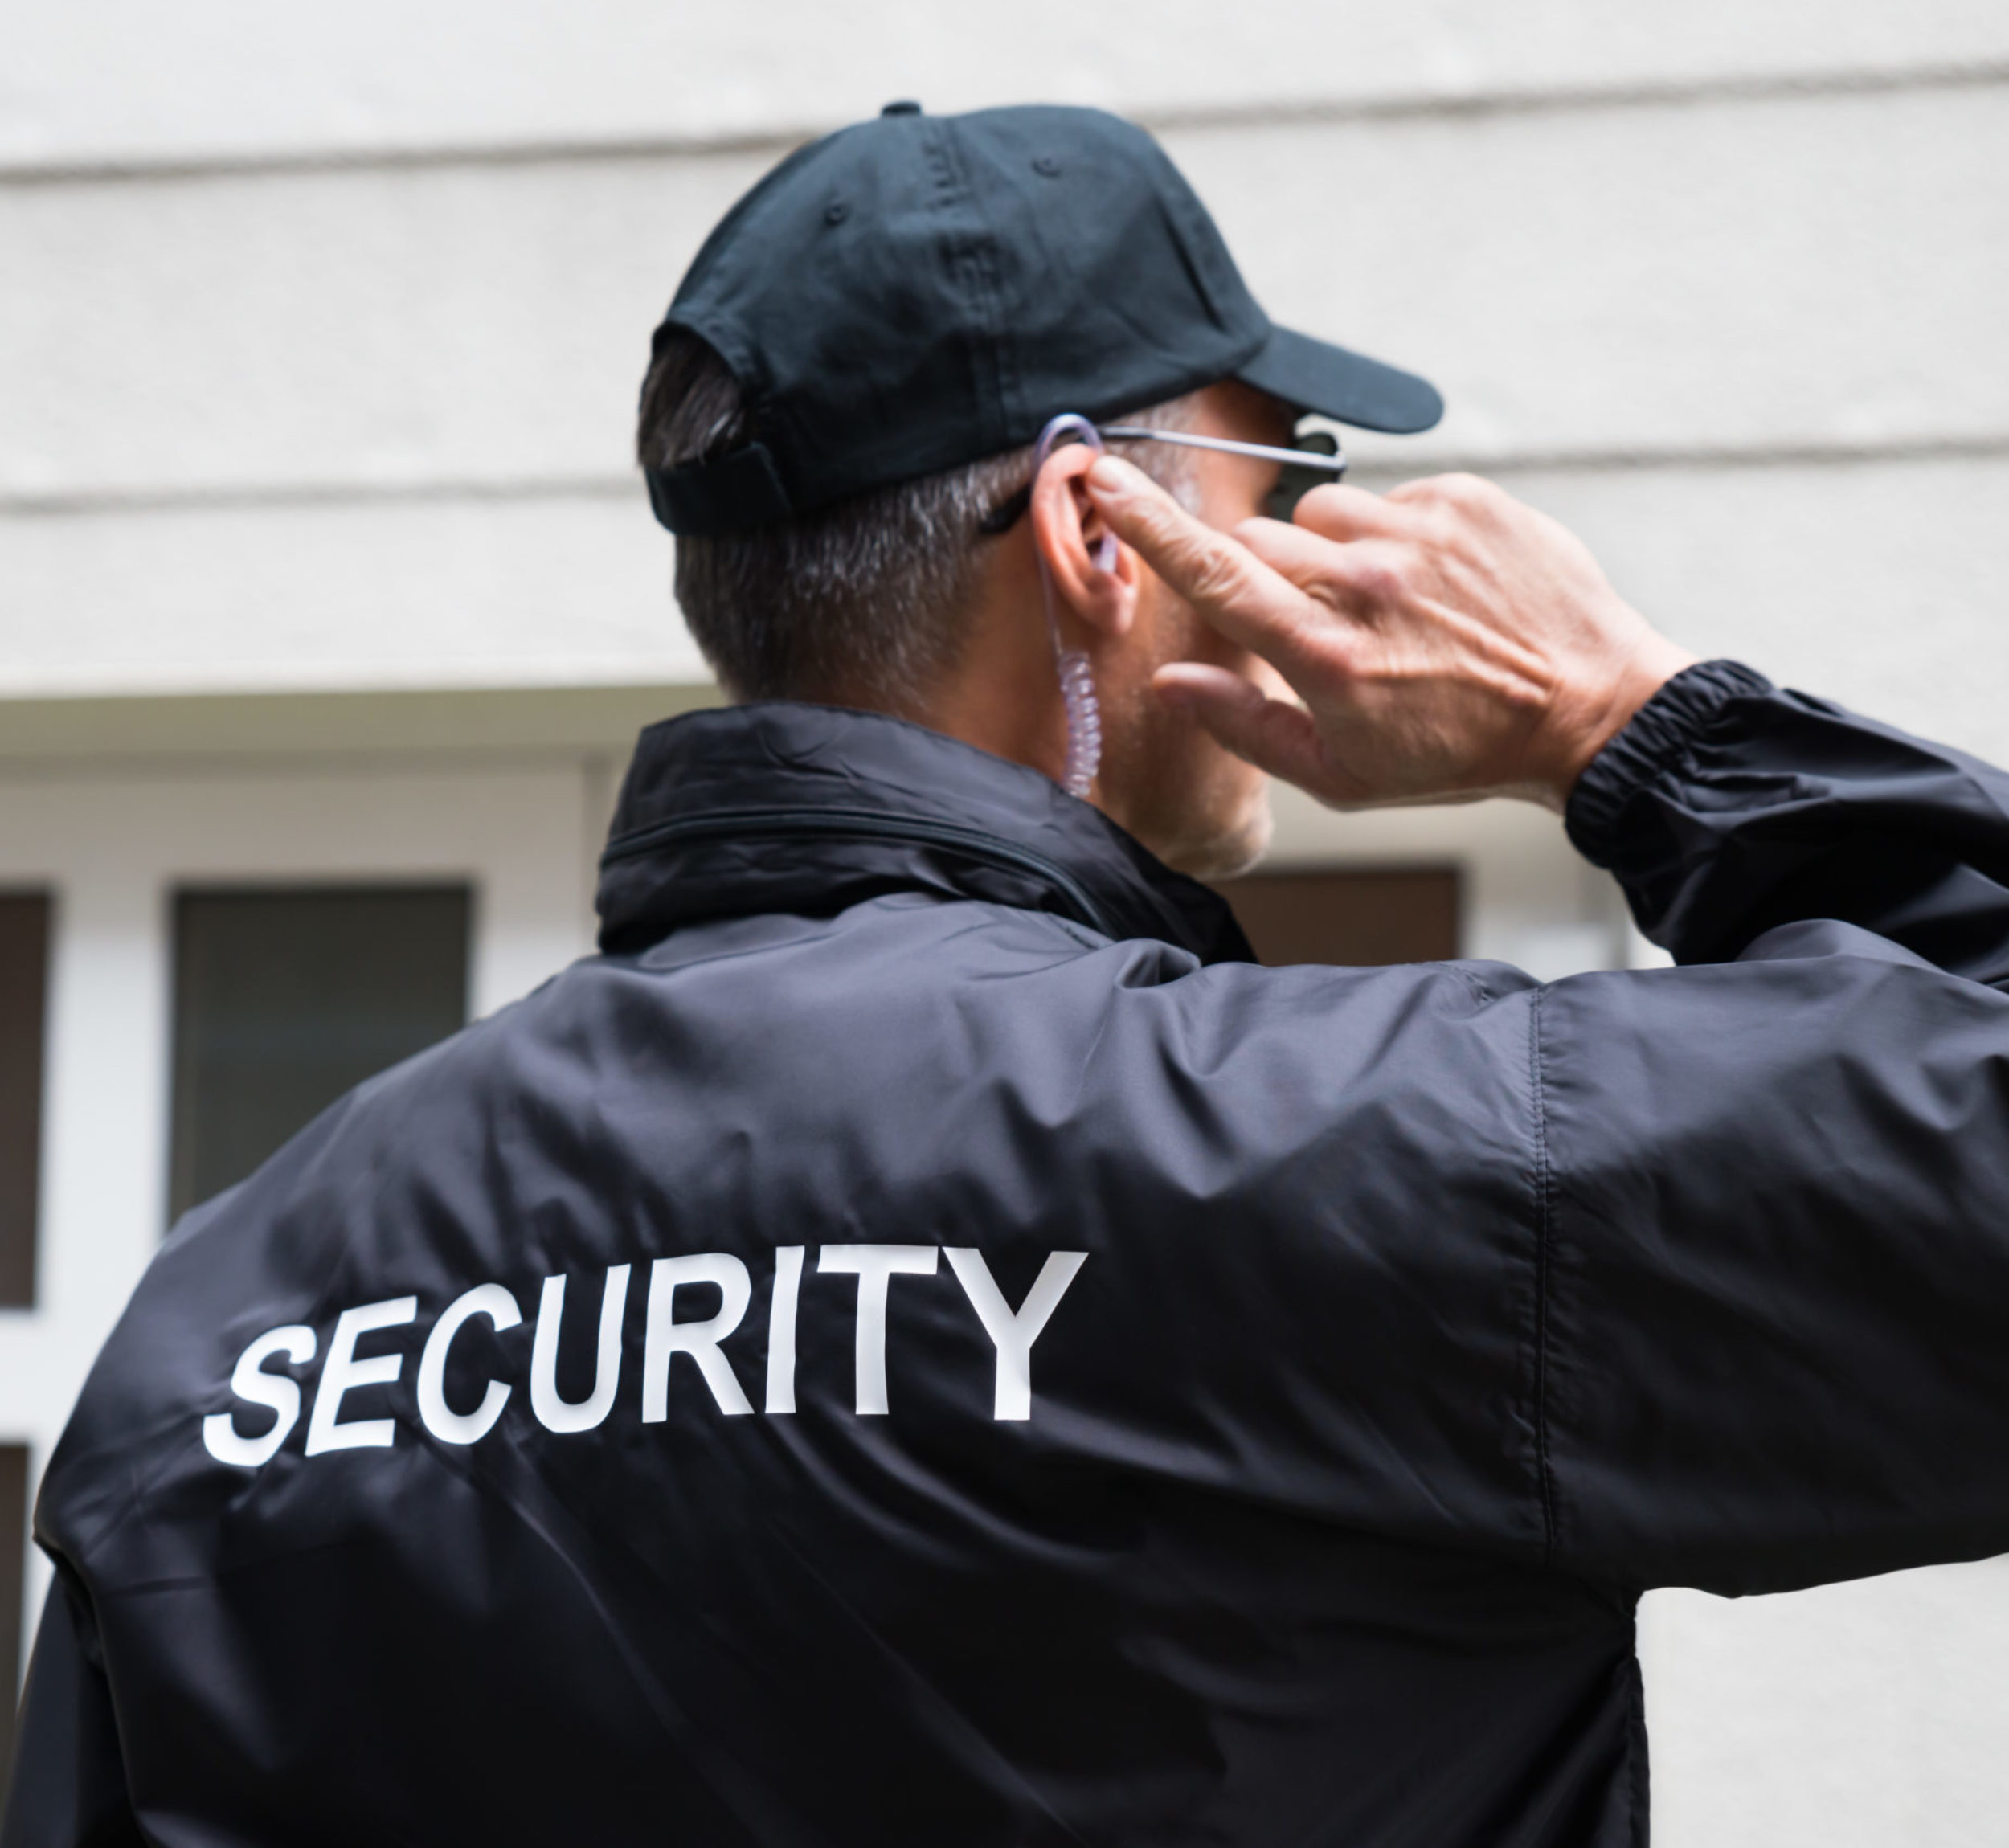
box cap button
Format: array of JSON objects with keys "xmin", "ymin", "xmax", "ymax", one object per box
[{"xmin": 880, "ymin": 100, "xmax": 923, "ymax": 116}]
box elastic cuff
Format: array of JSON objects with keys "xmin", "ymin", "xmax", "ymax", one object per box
[{"xmin": 1564, "ymin": 660, "xmax": 1774, "ymax": 867}]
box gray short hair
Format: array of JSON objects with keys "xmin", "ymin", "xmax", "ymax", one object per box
[{"xmin": 636, "ymin": 329, "xmax": 1198, "ymax": 709}]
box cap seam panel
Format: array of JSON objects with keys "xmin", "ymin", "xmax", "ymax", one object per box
[{"xmin": 931, "ymin": 120, "xmax": 1011, "ymax": 453}]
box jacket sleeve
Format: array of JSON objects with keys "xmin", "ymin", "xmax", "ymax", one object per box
[
  {"xmin": 1, "ymin": 1575, "xmax": 143, "ymax": 1848},
  {"xmin": 1529, "ymin": 660, "xmax": 2009, "ymax": 1594}
]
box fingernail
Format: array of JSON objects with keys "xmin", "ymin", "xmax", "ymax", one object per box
[{"xmin": 1086, "ymin": 456, "xmax": 1131, "ymax": 497}]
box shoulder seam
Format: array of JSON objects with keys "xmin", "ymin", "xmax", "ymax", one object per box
[{"xmin": 1528, "ymin": 986, "xmax": 1559, "ymax": 1567}]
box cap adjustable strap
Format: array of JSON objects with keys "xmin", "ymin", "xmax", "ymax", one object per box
[{"xmin": 644, "ymin": 443, "xmax": 793, "ymax": 535}]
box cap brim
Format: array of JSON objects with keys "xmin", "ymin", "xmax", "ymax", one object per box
[{"xmin": 1234, "ymin": 324, "xmax": 1443, "ymax": 435}]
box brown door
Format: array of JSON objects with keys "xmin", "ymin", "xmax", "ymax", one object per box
[{"xmin": 1211, "ymin": 867, "xmax": 1460, "ymax": 967}]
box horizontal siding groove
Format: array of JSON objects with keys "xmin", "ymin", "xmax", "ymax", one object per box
[
  {"xmin": 1348, "ymin": 432, "xmax": 2009, "ymax": 480},
  {"xmin": 4, "ymin": 57, "xmax": 2008, "ymax": 189},
  {"xmin": 0, "ymin": 476, "xmax": 642, "ymax": 519},
  {"xmin": 10, "ymin": 433, "xmax": 2009, "ymax": 520}
]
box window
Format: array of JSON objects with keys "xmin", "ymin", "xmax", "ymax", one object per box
[
  {"xmin": 0, "ymin": 894, "xmax": 50, "ymax": 1308},
  {"xmin": 169, "ymin": 886, "xmax": 471, "ymax": 1222},
  {"xmin": 0, "ymin": 1441, "xmax": 26, "ymax": 1807},
  {"xmin": 1213, "ymin": 867, "xmax": 1460, "ymax": 967}
]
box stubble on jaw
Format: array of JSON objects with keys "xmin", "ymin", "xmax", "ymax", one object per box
[
  {"xmin": 1152, "ymin": 769, "xmax": 1274, "ymax": 883},
  {"xmin": 1102, "ymin": 605, "xmax": 1275, "ymax": 882}
]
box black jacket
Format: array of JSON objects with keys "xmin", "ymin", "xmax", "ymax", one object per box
[{"xmin": 10, "ymin": 660, "xmax": 2009, "ymax": 1847}]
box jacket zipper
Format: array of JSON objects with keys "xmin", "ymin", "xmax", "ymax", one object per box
[{"xmin": 599, "ymin": 806, "xmax": 1119, "ymax": 938}]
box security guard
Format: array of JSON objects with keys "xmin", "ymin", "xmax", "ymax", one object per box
[{"xmin": 8, "ymin": 104, "xmax": 2009, "ymax": 1848}]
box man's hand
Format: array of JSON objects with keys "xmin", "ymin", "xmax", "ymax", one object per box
[{"xmin": 1085, "ymin": 458, "xmax": 1696, "ymax": 812}]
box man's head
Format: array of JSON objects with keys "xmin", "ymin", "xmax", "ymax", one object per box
[{"xmin": 636, "ymin": 103, "xmax": 1442, "ymax": 877}]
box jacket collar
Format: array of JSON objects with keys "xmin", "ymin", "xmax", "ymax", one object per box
[{"xmin": 595, "ymin": 702, "xmax": 1253, "ymax": 964}]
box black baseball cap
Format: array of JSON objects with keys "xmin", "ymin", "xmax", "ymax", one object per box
[{"xmin": 645, "ymin": 101, "xmax": 1443, "ymax": 536}]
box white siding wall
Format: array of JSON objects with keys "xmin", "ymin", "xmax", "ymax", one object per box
[
  {"xmin": 6, "ymin": 8, "xmax": 2009, "ymax": 738},
  {"xmin": 10, "ymin": 2, "xmax": 2009, "ymax": 166},
  {"xmin": 5, "ymin": 8, "xmax": 2008, "ymax": 1839}
]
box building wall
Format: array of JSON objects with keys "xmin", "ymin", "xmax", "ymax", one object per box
[{"xmin": 5, "ymin": 6, "xmax": 2008, "ymax": 1838}]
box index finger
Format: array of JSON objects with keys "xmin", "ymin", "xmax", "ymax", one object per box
[{"xmin": 1084, "ymin": 455, "xmax": 1321, "ymax": 668}]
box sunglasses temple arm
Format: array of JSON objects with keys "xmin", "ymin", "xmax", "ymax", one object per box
[
  {"xmin": 978, "ymin": 421, "xmax": 1349, "ymax": 536},
  {"xmin": 1095, "ymin": 427, "xmax": 1348, "ymax": 474}
]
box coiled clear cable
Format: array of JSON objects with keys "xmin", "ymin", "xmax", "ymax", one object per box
[{"xmin": 1032, "ymin": 414, "xmax": 1113, "ymax": 799}]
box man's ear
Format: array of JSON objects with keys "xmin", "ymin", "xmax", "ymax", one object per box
[{"xmin": 1029, "ymin": 444, "xmax": 1141, "ymax": 640}]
